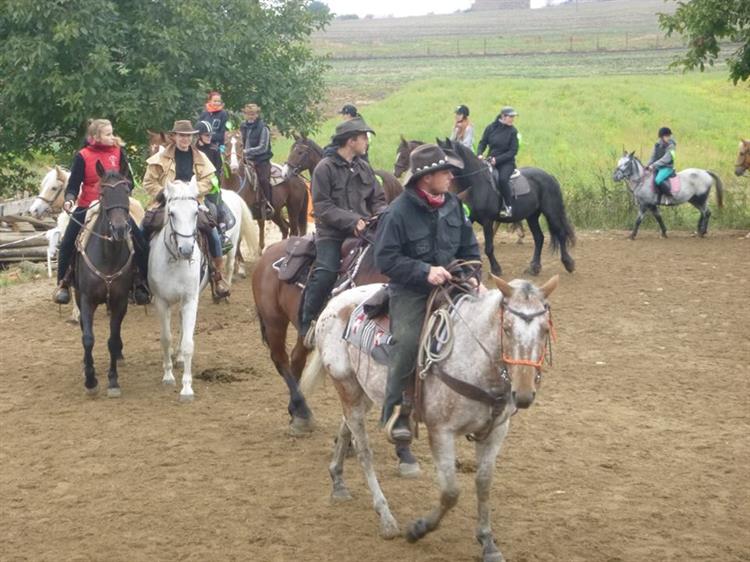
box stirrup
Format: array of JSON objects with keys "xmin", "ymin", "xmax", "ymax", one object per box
[
  {"xmin": 53, "ymin": 284, "xmax": 71, "ymax": 305},
  {"xmin": 384, "ymin": 405, "xmax": 413, "ymax": 445},
  {"xmin": 302, "ymin": 320, "xmax": 316, "ymax": 350},
  {"xmin": 499, "ymin": 205, "xmax": 512, "ymax": 218}
]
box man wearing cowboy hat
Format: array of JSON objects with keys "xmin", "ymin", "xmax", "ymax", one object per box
[
  {"xmin": 299, "ymin": 116, "xmax": 387, "ymax": 347},
  {"xmin": 142, "ymin": 119, "xmax": 231, "ymax": 298},
  {"xmin": 374, "ymin": 143, "xmax": 481, "ymax": 443}
]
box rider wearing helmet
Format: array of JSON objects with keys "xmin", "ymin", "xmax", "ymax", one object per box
[
  {"xmin": 450, "ymin": 104, "xmax": 474, "ymax": 151},
  {"xmin": 477, "ymin": 106, "xmax": 519, "ymax": 217},
  {"xmin": 196, "ymin": 121, "xmax": 233, "ymax": 252},
  {"xmin": 646, "ymin": 126, "xmax": 676, "ymax": 201}
]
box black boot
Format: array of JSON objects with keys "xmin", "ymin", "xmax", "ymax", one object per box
[{"xmin": 53, "ymin": 280, "xmax": 71, "ymax": 305}]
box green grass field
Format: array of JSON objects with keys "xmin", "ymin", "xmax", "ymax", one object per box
[{"xmin": 274, "ymin": 73, "xmax": 749, "ymax": 230}]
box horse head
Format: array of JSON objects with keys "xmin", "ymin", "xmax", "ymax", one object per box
[
  {"xmin": 492, "ymin": 275, "xmax": 559, "ymax": 409},
  {"xmin": 613, "ymin": 150, "xmax": 640, "ymax": 183},
  {"xmin": 96, "ymin": 160, "xmax": 131, "ymax": 243},
  {"xmin": 225, "ymin": 130, "xmax": 242, "ymax": 173},
  {"xmin": 146, "ymin": 130, "xmax": 168, "ymax": 156},
  {"xmin": 30, "ymin": 165, "xmax": 69, "ymax": 218},
  {"xmin": 442, "ymin": 138, "xmax": 491, "ymax": 194},
  {"xmin": 286, "ymin": 135, "xmax": 321, "ymax": 177},
  {"xmin": 735, "ymin": 140, "xmax": 750, "ymax": 177},
  {"xmin": 164, "ymin": 177, "xmax": 199, "ymax": 259},
  {"xmin": 393, "ymin": 137, "xmax": 423, "ymax": 178}
]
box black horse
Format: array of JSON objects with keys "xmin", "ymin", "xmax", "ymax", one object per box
[
  {"xmin": 74, "ymin": 161, "xmax": 136, "ymax": 397},
  {"xmin": 437, "ymin": 139, "xmax": 576, "ymax": 276}
]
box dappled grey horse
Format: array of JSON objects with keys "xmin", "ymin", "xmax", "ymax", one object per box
[{"xmin": 613, "ymin": 151, "xmax": 723, "ymax": 239}]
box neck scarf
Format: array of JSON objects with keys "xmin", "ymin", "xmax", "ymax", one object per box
[
  {"xmin": 206, "ymin": 101, "xmax": 224, "ymax": 113},
  {"xmin": 416, "ymin": 188, "xmax": 446, "ymax": 208}
]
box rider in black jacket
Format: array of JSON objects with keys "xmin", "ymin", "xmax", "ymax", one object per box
[{"xmin": 477, "ymin": 106, "xmax": 519, "ymax": 217}]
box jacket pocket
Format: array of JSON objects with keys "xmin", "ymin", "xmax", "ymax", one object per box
[{"xmin": 407, "ymin": 224, "xmax": 432, "ymax": 259}]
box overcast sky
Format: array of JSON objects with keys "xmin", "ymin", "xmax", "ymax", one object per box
[{"xmin": 323, "ymin": 0, "xmax": 474, "ymax": 18}]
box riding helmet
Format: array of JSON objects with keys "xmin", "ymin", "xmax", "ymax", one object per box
[
  {"xmin": 658, "ymin": 126, "xmax": 672, "ymax": 138},
  {"xmin": 196, "ymin": 120, "xmax": 213, "ymax": 135},
  {"xmin": 455, "ymin": 104, "xmax": 470, "ymax": 117}
]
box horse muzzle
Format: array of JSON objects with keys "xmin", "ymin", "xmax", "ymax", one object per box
[
  {"xmin": 512, "ymin": 389, "xmax": 536, "ymax": 409},
  {"xmin": 178, "ymin": 243, "xmax": 194, "ymax": 259},
  {"xmin": 735, "ymin": 167, "xmax": 746, "ymax": 177}
]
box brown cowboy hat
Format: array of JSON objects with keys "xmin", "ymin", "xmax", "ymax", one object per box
[
  {"xmin": 169, "ymin": 120, "xmax": 199, "ymax": 134},
  {"xmin": 330, "ymin": 116, "xmax": 375, "ymax": 144},
  {"xmin": 402, "ymin": 143, "xmax": 463, "ymax": 188}
]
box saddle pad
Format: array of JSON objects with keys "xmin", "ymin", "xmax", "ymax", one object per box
[
  {"xmin": 651, "ymin": 175, "xmax": 682, "ymax": 196},
  {"xmin": 76, "ymin": 197, "xmax": 142, "ymax": 251},
  {"xmin": 270, "ymin": 162, "xmax": 285, "ymax": 187},
  {"xmin": 343, "ymin": 302, "xmax": 394, "ymax": 365},
  {"xmin": 510, "ymin": 173, "xmax": 531, "ymax": 197}
]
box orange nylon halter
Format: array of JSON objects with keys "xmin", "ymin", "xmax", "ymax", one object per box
[{"xmin": 500, "ymin": 305, "xmax": 557, "ymax": 370}]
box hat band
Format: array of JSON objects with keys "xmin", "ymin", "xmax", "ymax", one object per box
[{"xmin": 415, "ymin": 159, "xmax": 448, "ymax": 172}]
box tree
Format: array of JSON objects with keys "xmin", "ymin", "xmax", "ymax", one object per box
[
  {"xmin": 659, "ymin": 0, "xmax": 750, "ymax": 84},
  {"xmin": 0, "ymin": 0, "xmax": 330, "ymax": 162}
]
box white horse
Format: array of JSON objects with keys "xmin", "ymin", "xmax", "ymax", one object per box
[
  {"xmin": 219, "ymin": 189, "xmax": 259, "ymax": 284},
  {"xmin": 148, "ymin": 178, "xmax": 207, "ymax": 402},
  {"xmin": 613, "ymin": 151, "xmax": 724, "ymax": 239},
  {"xmin": 300, "ymin": 276, "xmax": 559, "ymax": 562}
]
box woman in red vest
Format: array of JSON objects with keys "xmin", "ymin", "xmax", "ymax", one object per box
[{"xmin": 53, "ymin": 119, "xmax": 150, "ymax": 305}]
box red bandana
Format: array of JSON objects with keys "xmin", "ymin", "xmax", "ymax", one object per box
[{"xmin": 416, "ymin": 188, "xmax": 446, "ymax": 208}]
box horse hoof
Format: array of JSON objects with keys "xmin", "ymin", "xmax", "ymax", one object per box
[
  {"xmin": 66, "ymin": 317, "xmax": 79, "ymax": 326},
  {"xmin": 330, "ymin": 488, "xmax": 353, "ymax": 503},
  {"xmin": 627, "ymin": 234, "xmax": 636, "ymax": 241},
  {"xmin": 178, "ymin": 393, "xmax": 194, "ymax": 403},
  {"xmin": 107, "ymin": 387, "xmax": 122, "ymax": 399},
  {"xmin": 288, "ymin": 416, "xmax": 314, "ymax": 436},
  {"xmin": 162, "ymin": 378, "xmax": 176, "ymax": 386},
  {"xmin": 563, "ymin": 258, "xmax": 576, "ymax": 273},
  {"xmin": 85, "ymin": 384, "xmax": 99, "ymax": 397},
  {"xmin": 405, "ymin": 518, "xmax": 429, "ymax": 543},
  {"xmin": 398, "ymin": 461, "xmax": 421, "ymax": 479},
  {"xmin": 379, "ymin": 516, "xmax": 400, "ymax": 540},
  {"xmin": 661, "ymin": 233, "xmax": 668, "ymax": 239},
  {"xmin": 525, "ymin": 264, "xmax": 541, "ymax": 276},
  {"xmin": 483, "ymin": 552, "xmax": 505, "ymax": 562}
]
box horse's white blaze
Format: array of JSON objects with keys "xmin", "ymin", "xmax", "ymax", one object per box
[{"xmin": 229, "ymin": 136, "xmax": 239, "ymax": 171}]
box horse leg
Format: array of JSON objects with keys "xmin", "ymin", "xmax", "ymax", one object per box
[
  {"xmin": 155, "ymin": 297, "xmax": 175, "ymax": 386},
  {"xmin": 288, "ymin": 338, "xmax": 314, "ymax": 434},
  {"xmin": 337, "ymin": 386, "xmax": 399, "ymax": 540},
  {"xmin": 80, "ymin": 298, "xmax": 98, "ymax": 395},
  {"xmin": 474, "ymin": 420, "xmax": 511, "ymax": 562},
  {"xmin": 482, "ymin": 220, "xmax": 502, "ymax": 276},
  {"xmin": 106, "ymin": 301, "xmax": 127, "ymax": 398},
  {"xmin": 629, "ymin": 206, "xmax": 646, "ymax": 240},
  {"xmin": 407, "ymin": 428, "xmax": 458, "ymax": 542},
  {"xmin": 273, "ymin": 213, "xmax": 290, "ymax": 240},
  {"xmin": 177, "ymin": 298, "xmax": 198, "ymax": 402},
  {"xmin": 225, "ymin": 245, "xmax": 235, "ymax": 286},
  {"xmin": 652, "ymin": 206, "xmax": 668, "ymax": 238},
  {"xmin": 68, "ymin": 298, "xmax": 81, "ymax": 325},
  {"xmin": 524, "ymin": 212, "xmax": 544, "ymax": 276},
  {"xmin": 698, "ymin": 206, "xmax": 711, "ymax": 237},
  {"xmin": 329, "ymin": 418, "xmax": 354, "ymax": 502},
  {"xmin": 396, "ymin": 442, "xmax": 421, "ymax": 478},
  {"xmin": 257, "ymin": 218, "xmax": 265, "ymax": 250}
]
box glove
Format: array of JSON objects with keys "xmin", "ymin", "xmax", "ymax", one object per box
[{"xmin": 219, "ymin": 144, "xmax": 225, "ymax": 154}]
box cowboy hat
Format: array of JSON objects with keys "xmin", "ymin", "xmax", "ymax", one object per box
[
  {"xmin": 402, "ymin": 143, "xmax": 464, "ymax": 188},
  {"xmin": 170, "ymin": 120, "xmax": 199, "ymax": 134},
  {"xmin": 330, "ymin": 116, "xmax": 375, "ymax": 144}
]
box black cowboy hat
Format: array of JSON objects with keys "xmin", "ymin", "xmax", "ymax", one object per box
[
  {"xmin": 330, "ymin": 116, "xmax": 375, "ymax": 144},
  {"xmin": 402, "ymin": 143, "xmax": 464, "ymax": 188}
]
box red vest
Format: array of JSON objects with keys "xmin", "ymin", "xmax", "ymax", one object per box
[{"xmin": 77, "ymin": 144, "xmax": 122, "ymax": 208}]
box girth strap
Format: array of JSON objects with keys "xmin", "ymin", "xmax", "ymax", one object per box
[{"xmin": 433, "ymin": 370, "xmax": 509, "ymax": 418}]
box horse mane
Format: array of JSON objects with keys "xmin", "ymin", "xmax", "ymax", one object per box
[{"xmin": 303, "ymin": 137, "xmax": 323, "ymax": 153}]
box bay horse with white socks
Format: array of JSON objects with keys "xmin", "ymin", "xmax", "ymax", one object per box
[
  {"xmin": 300, "ymin": 275, "xmax": 559, "ymax": 562},
  {"xmin": 148, "ymin": 178, "xmax": 208, "ymax": 402},
  {"xmin": 613, "ymin": 151, "xmax": 724, "ymax": 239}
]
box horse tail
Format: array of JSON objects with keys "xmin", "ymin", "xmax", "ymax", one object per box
[
  {"xmin": 239, "ymin": 200, "xmax": 260, "ymax": 259},
  {"xmin": 539, "ymin": 172, "xmax": 576, "ymax": 253},
  {"xmin": 707, "ymin": 171, "xmax": 724, "ymax": 208},
  {"xmin": 299, "ymin": 349, "xmax": 325, "ymax": 398}
]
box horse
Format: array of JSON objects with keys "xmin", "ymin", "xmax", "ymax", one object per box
[
  {"xmin": 223, "ymin": 129, "xmax": 309, "ymax": 250},
  {"xmin": 735, "ymin": 140, "xmax": 750, "ymax": 177},
  {"xmin": 148, "ymin": 177, "xmax": 208, "ymax": 402},
  {"xmin": 299, "ymin": 274, "xmax": 559, "ymax": 562},
  {"xmin": 74, "ymin": 162, "xmax": 137, "ymax": 397},
  {"xmin": 613, "ymin": 151, "xmax": 724, "ymax": 239},
  {"xmin": 286, "ymin": 134, "xmax": 404, "ymax": 203},
  {"xmin": 144, "ymin": 131, "xmax": 259, "ymax": 283}
]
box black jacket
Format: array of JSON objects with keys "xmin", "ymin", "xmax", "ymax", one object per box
[
  {"xmin": 374, "ymin": 189, "xmax": 480, "ymax": 294},
  {"xmin": 240, "ymin": 119, "xmax": 273, "ymax": 162},
  {"xmin": 197, "ymin": 109, "xmax": 229, "ymax": 147},
  {"xmin": 197, "ymin": 141, "xmax": 222, "ymax": 179},
  {"xmin": 312, "ymin": 152, "xmax": 386, "ymax": 240},
  {"xmin": 477, "ymin": 120, "xmax": 518, "ymax": 168}
]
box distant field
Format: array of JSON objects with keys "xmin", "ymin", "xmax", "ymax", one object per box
[{"xmin": 275, "ymin": 74, "xmax": 749, "ymax": 230}]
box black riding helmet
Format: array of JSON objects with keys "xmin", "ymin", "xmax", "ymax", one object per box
[
  {"xmin": 658, "ymin": 126, "xmax": 672, "ymax": 138},
  {"xmin": 455, "ymin": 104, "xmax": 470, "ymax": 117},
  {"xmin": 196, "ymin": 120, "xmax": 213, "ymax": 135}
]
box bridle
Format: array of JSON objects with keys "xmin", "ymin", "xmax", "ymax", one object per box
[
  {"xmin": 286, "ymin": 140, "xmax": 320, "ymax": 178},
  {"xmin": 499, "ymin": 302, "xmax": 556, "ymax": 373},
  {"xmin": 163, "ymin": 195, "xmax": 199, "ymax": 261},
  {"xmin": 34, "ymin": 174, "xmax": 67, "ymax": 206}
]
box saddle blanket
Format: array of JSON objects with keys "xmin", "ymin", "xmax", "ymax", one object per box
[
  {"xmin": 652, "ymin": 175, "xmax": 682, "ymax": 196},
  {"xmin": 509, "ymin": 170, "xmax": 531, "ymax": 197},
  {"xmin": 343, "ymin": 293, "xmax": 473, "ymax": 366},
  {"xmin": 270, "ymin": 162, "xmax": 285, "ymax": 187},
  {"xmin": 76, "ymin": 198, "xmax": 143, "ymax": 251}
]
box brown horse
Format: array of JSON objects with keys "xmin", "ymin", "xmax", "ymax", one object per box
[
  {"xmin": 223, "ymin": 130, "xmax": 309, "ymax": 249},
  {"xmin": 286, "ymin": 134, "xmax": 403, "ymax": 202},
  {"xmin": 735, "ymin": 139, "xmax": 750, "ymax": 177}
]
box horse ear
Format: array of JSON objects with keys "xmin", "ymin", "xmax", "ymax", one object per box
[
  {"xmin": 622, "ymin": 149, "xmax": 628, "ymax": 157},
  {"xmin": 491, "ymin": 275, "xmax": 514, "ymax": 299},
  {"xmin": 95, "ymin": 160, "xmax": 105, "ymax": 178},
  {"xmin": 539, "ymin": 275, "xmax": 559, "ymax": 298},
  {"xmin": 293, "ymin": 132, "xmax": 300, "ymax": 141},
  {"xmin": 400, "ymin": 135, "xmax": 407, "ymax": 145},
  {"xmin": 628, "ymin": 151, "xmax": 635, "ymax": 158},
  {"xmin": 189, "ymin": 175, "xmax": 199, "ymax": 195},
  {"xmin": 55, "ymin": 165, "xmax": 65, "ymax": 182}
]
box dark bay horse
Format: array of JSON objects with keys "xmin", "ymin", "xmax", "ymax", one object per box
[
  {"xmin": 286, "ymin": 134, "xmax": 404, "ymax": 202},
  {"xmin": 736, "ymin": 139, "xmax": 750, "ymax": 177},
  {"xmin": 74, "ymin": 162, "xmax": 135, "ymax": 397},
  {"xmin": 396, "ymin": 137, "xmax": 575, "ymax": 276},
  {"xmin": 223, "ymin": 130, "xmax": 309, "ymax": 249}
]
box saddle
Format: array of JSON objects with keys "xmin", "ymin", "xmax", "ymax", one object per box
[
  {"xmin": 141, "ymin": 202, "xmax": 216, "ymax": 239},
  {"xmin": 244, "ymin": 161, "xmax": 286, "ymax": 188},
  {"xmin": 490, "ymin": 166, "xmax": 531, "ymax": 197},
  {"xmin": 651, "ymin": 173, "xmax": 681, "ymax": 197}
]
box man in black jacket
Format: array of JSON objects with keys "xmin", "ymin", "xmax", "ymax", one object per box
[
  {"xmin": 300, "ymin": 117, "xmax": 387, "ymax": 347},
  {"xmin": 477, "ymin": 106, "xmax": 519, "ymax": 217},
  {"xmin": 374, "ymin": 144, "xmax": 481, "ymax": 443},
  {"xmin": 240, "ymin": 103, "xmax": 274, "ymax": 218}
]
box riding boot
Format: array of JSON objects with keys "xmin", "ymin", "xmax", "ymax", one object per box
[
  {"xmin": 211, "ymin": 256, "xmax": 231, "ymax": 299},
  {"xmin": 132, "ymin": 270, "xmax": 151, "ymax": 306},
  {"xmin": 53, "ymin": 279, "xmax": 71, "ymax": 305}
]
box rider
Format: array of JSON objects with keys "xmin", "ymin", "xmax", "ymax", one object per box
[
  {"xmin": 142, "ymin": 120, "xmax": 231, "ymax": 299},
  {"xmin": 450, "ymin": 104, "xmax": 474, "ymax": 151},
  {"xmin": 240, "ymin": 103, "xmax": 274, "ymax": 219},
  {"xmin": 196, "ymin": 120, "xmax": 232, "ymax": 252},
  {"xmin": 477, "ymin": 106, "xmax": 519, "ymax": 217},
  {"xmin": 374, "ymin": 143, "xmax": 481, "ymax": 443},
  {"xmin": 299, "ymin": 116, "xmax": 387, "ymax": 347},
  {"xmin": 197, "ymin": 90, "xmax": 229, "ymax": 149},
  {"xmin": 322, "ymin": 105, "xmax": 370, "ymax": 163},
  {"xmin": 646, "ymin": 126, "xmax": 677, "ymax": 202},
  {"xmin": 53, "ymin": 119, "xmax": 150, "ymax": 306}
]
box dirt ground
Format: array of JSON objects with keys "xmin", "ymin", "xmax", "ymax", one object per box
[{"xmin": 1, "ymin": 230, "xmax": 748, "ymax": 562}]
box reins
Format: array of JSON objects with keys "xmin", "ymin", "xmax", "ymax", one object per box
[{"xmin": 162, "ymin": 195, "xmax": 199, "ymax": 262}]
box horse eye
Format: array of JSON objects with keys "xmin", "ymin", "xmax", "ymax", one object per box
[{"xmin": 535, "ymin": 372, "xmax": 542, "ymax": 384}]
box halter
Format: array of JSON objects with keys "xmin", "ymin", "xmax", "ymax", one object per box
[
  {"xmin": 499, "ymin": 302, "xmax": 556, "ymax": 372},
  {"xmin": 286, "ymin": 140, "xmax": 320, "ymax": 178},
  {"xmin": 163, "ymin": 195, "xmax": 199, "ymax": 261},
  {"xmin": 34, "ymin": 172, "xmax": 67, "ymax": 205}
]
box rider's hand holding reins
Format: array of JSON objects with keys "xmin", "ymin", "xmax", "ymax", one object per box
[
  {"xmin": 354, "ymin": 218, "xmax": 367, "ymax": 236},
  {"xmin": 427, "ymin": 266, "xmax": 452, "ymax": 286},
  {"xmin": 63, "ymin": 199, "xmax": 75, "ymax": 213}
]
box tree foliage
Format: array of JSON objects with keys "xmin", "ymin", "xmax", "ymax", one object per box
[
  {"xmin": 659, "ymin": 0, "xmax": 750, "ymax": 84},
  {"xmin": 0, "ymin": 0, "xmax": 330, "ymax": 159}
]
